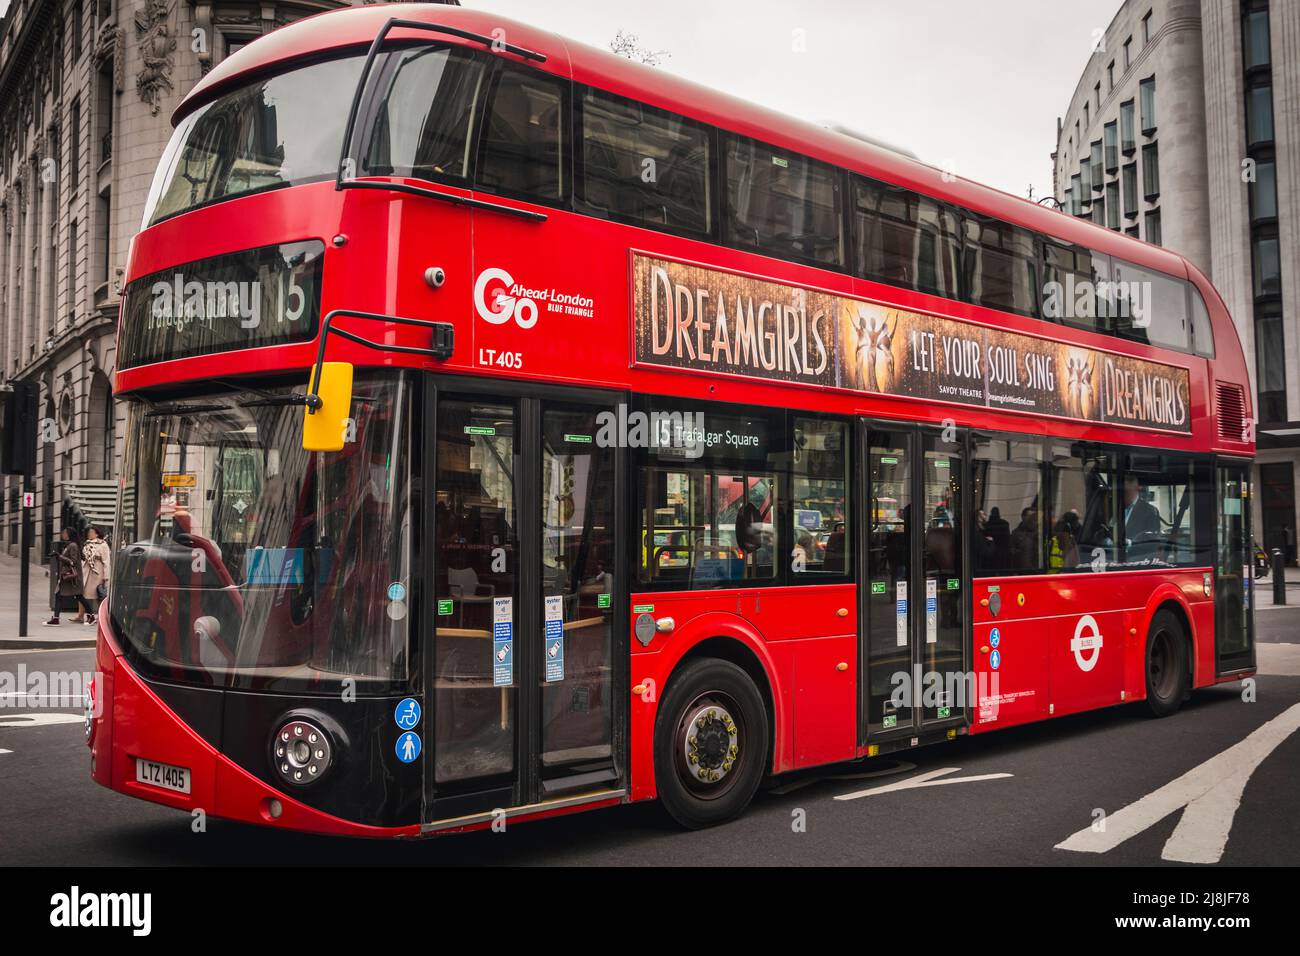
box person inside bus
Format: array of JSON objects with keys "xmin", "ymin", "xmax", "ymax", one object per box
[
  {"xmin": 1010, "ymin": 507, "xmax": 1039, "ymax": 570},
  {"xmin": 985, "ymin": 507, "xmax": 1011, "ymax": 568},
  {"xmin": 1047, "ymin": 515, "xmax": 1079, "ymax": 571},
  {"xmin": 823, "ymin": 521, "xmax": 847, "ymax": 573},
  {"xmin": 971, "ymin": 509, "xmax": 995, "ymax": 569},
  {"xmin": 1123, "ymin": 474, "xmax": 1163, "ymax": 561}
]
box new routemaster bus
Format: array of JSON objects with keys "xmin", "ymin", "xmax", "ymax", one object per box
[{"xmin": 89, "ymin": 4, "xmax": 1257, "ymax": 835}]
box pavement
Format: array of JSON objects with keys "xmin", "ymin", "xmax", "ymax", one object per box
[
  {"xmin": 0, "ymin": 551, "xmax": 98, "ymax": 650},
  {"xmin": 1, "ymin": 606, "xmax": 1297, "ymax": 866}
]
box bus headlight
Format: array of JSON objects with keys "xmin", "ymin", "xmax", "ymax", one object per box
[{"xmin": 272, "ymin": 718, "xmax": 334, "ymax": 786}]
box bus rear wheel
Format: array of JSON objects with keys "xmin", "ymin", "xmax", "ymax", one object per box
[
  {"xmin": 1145, "ymin": 609, "xmax": 1190, "ymax": 718},
  {"xmin": 654, "ymin": 657, "xmax": 768, "ymax": 829}
]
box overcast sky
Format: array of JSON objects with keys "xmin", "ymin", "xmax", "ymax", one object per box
[
  {"xmin": 0, "ymin": 0, "xmax": 1122, "ymax": 197},
  {"xmin": 464, "ymin": 0, "xmax": 1124, "ymax": 202}
]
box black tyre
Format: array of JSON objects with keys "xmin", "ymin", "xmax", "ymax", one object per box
[
  {"xmin": 654, "ymin": 657, "xmax": 769, "ymax": 829},
  {"xmin": 1145, "ymin": 608, "xmax": 1190, "ymax": 717}
]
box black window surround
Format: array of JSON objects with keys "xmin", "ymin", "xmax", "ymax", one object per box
[{"xmin": 395, "ymin": 50, "xmax": 1218, "ymax": 361}]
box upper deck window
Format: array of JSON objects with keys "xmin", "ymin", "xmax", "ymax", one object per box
[
  {"xmin": 851, "ymin": 176, "xmax": 960, "ymax": 299},
  {"xmin": 577, "ymin": 88, "xmax": 712, "ymax": 237},
  {"xmin": 723, "ymin": 136, "xmax": 842, "ymax": 268},
  {"xmin": 962, "ymin": 216, "xmax": 1039, "ymax": 319},
  {"xmin": 476, "ymin": 64, "xmax": 567, "ymax": 205},
  {"xmin": 361, "ymin": 45, "xmax": 488, "ymax": 183},
  {"xmin": 144, "ymin": 55, "xmax": 364, "ymax": 226}
]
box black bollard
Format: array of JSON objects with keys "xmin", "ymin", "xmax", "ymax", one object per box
[{"xmin": 1273, "ymin": 548, "xmax": 1286, "ymax": 606}]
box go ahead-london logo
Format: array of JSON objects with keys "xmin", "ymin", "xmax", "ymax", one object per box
[{"xmin": 473, "ymin": 266, "xmax": 595, "ymax": 329}]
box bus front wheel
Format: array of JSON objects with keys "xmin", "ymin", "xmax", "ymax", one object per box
[
  {"xmin": 654, "ymin": 657, "xmax": 769, "ymax": 829},
  {"xmin": 1145, "ymin": 608, "xmax": 1190, "ymax": 718}
]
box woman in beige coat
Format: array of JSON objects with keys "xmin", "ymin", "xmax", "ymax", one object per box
[{"xmin": 78, "ymin": 526, "xmax": 111, "ymax": 625}]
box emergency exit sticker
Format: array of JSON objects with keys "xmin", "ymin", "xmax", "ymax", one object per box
[
  {"xmin": 493, "ymin": 597, "xmax": 513, "ymax": 687},
  {"xmin": 544, "ymin": 595, "xmax": 564, "ymax": 683}
]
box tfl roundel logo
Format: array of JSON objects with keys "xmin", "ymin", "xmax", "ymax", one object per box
[
  {"xmin": 1071, "ymin": 614, "xmax": 1105, "ymax": 672},
  {"xmin": 474, "ymin": 267, "xmax": 538, "ymax": 329}
]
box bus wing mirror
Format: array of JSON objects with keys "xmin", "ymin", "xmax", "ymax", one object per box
[{"xmin": 302, "ymin": 362, "xmax": 353, "ymax": 452}]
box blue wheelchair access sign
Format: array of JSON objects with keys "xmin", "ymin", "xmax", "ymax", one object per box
[
  {"xmin": 990, "ymin": 627, "xmax": 1001, "ymax": 648},
  {"xmin": 396, "ymin": 731, "xmax": 422, "ymax": 763},
  {"xmin": 394, "ymin": 697, "xmax": 421, "ymax": 730}
]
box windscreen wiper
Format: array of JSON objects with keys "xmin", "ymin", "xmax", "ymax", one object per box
[{"xmin": 143, "ymin": 402, "xmax": 229, "ymax": 417}]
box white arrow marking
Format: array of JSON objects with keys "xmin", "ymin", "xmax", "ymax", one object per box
[
  {"xmin": 834, "ymin": 766, "xmax": 1013, "ymax": 801},
  {"xmin": 0, "ymin": 713, "xmax": 83, "ymax": 727},
  {"xmin": 1056, "ymin": 701, "xmax": 1300, "ymax": 862},
  {"xmin": 0, "ymin": 749, "xmax": 11, "ymax": 755}
]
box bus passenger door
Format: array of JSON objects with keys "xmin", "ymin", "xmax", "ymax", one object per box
[
  {"xmin": 425, "ymin": 388, "xmax": 625, "ymax": 828},
  {"xmin": 860, "ymin": 423, "xmax": 968, "ymax": 743},
  {"xmin": 1215, "ymin": 462, "xmax": 1255, "ymax": 674}
]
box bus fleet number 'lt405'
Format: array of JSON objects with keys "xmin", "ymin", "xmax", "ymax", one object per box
[{"xmin": 479, "ymin": 348, "xmax": 523, "ymax": 369}]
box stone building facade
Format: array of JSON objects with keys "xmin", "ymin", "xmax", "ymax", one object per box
[
  {"xmin": 0, "ymin": 0, "xmax": 388, "ymax": 561},
  {"xmin": 1052, "ymin": 0, "xmax": 1300, "ymax": 562}
]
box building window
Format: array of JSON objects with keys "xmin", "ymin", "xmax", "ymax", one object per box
[
  {"xmin": 1104, "ymin": 121, "xmax": 1118, "ymax": 171},
  {"xmin": 1094, "ymin": 82, "xmax": 1101, "ymax": 110},
  {"xmin": 1253, "ymin": 236, "xmax": 1281, "ymax": 298},
  {"xmin": 1105, "ymin": 181, "xmax": 1120, "ymax": 229},
  {"xmin": 1125, "ymin": 224, "xmax": 1140, "ymax": 238},
  {"xmin": 1142, "ymin": 10, "xmax": 1152, "ymax": 45},
  {"xmin": 1093, "ymin": 196, "xmax": 1105, "ymax": 225},
  {"xmin": 1107, "ymin": 61, "xmax": 1115, "ymax": 92},
  {"xmin": 1122, "ymin": 163, "xmax": 1138, "ymax": 218},
  {"xmin": 72, "ymin": 1, "xmax": 83, "ymax": 60},
  {"xmin": 1246, "ymin": 84, "xmax": 1274, "ymax": 146},
  {"xmin": 1089, "ymin": 140, "xmax": 1102, "ymax": 190},
  {"xmin": 1124, "ymin": 36, "xmax": 1132, "ymax": 69},
  {"xmin": 1079, "ymin": 157, "xmax": 1091, "ymax": 196},
  {"xmin": 1139, "ymin": 77, "xmax": 1156, "ymax": 133},
  {"xmin": 67, "ymin": 220, "xmax": 78, "ymax": 322},
  {"xmin": 1142, "ymin": 142, "xmax": 1160, "ymax": 199},
  {"xmin": 68, "ymin": 98, "xmax": 81, "ymax": 200},
  {"xmin": 1070, "ymin": 173, "xmax": 1083, "ymax": 215},
  {"xmin": 1255, "ymin": 305, "xmax": 1286, "ymax": 422},
  {"xmin": 1243, "ymin": 7, "xmax": 1271, "ymax": 71},
  {"xmin": 1250, "ymin": 159, "xmax": 1277, "ymax": 222},
  {"xmin": 1144, "ymin": 209, "xmax": 1162, "ymax": 245},
  {"xmin": 1120, "ymin": 100, "xmax": 1136, "ymax": 153}
]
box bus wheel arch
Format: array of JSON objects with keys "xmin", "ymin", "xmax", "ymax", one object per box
[
  {"xmin": 1144, "ymin": 602, "xmax": 1193, "ymax": 717},
  {"xmin": 652, "ymin": 635, "xmax": 776, "ymax": 828}
]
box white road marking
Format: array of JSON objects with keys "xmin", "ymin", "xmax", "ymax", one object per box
[
  {"xmin": 0, "ymin": 713, "xmax": 83, "ymax": 727},
  {"xmin": 0, "ymin": 749, "xmax": 11, "ymax": 754},
  {"xmin": 834, "ymin": 766, "xmax": 1013, "ymax": 801},
  {"xmin": 1056, "ymin": 701, "xmax": 1300, "ymax": 862},
  {"xmin": 770, "ymin": 760, "xmax": 916, "ymax": 795}
]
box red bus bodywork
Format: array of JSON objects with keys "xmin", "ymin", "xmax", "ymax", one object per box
[{"xmin": 95, "ymin": 4, "xmax": 1255, "ymax": 836}]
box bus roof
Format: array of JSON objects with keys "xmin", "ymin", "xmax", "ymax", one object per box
[{"xmin": 180, "ymin": 3, "xmax": 1186, "ymax": 280}]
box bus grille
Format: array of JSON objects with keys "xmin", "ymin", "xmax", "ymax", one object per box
[{"xmin": 1217, "ymin": 382, "xmax": 1247, "ymax": 442}]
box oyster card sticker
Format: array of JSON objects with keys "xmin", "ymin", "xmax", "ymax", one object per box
[
  {"xmin": 926, "ymin": 578, "xmax": 938, "ymax": 644},
  {"xmin": 493, "ymin": 596, "xmax": 513, "ymax": 687},
  {"xmin": 544, "ymin": 595, "xmax": 564, "ymax": 683},
  {"xmin": 896, "ymin": 581, "xmax": 908, "ymax": 648},
  {"xmin": 632, "ymin": 253, "xmax": 1192, "ymax": 434}
]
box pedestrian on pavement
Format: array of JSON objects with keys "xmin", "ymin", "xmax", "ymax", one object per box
[
  {"xmin": 44, "ymin": 527, "xmax": 83, "ymax": 627},
  {"xmin": 78, "ymin": 526, "xmax": 110, "ymax": 626}
]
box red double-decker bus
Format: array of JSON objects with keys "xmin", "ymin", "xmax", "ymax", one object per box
[{"xmin": 89, "ymin": 4, "xmax": 1256, "ymax": 836}]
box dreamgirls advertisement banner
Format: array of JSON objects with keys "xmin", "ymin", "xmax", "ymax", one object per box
[{"xmin": 631, "ymin": 253, "xmax": 1191, "ymax": 434}]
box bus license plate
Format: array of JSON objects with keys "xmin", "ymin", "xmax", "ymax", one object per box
[{"xmin": 135, "ymin": 758, "xmax": 191, "ymax": 794}]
